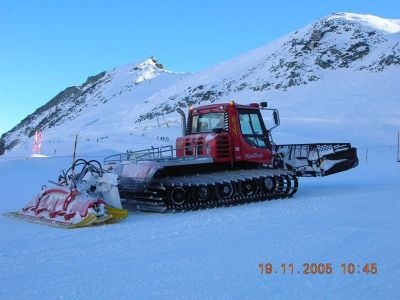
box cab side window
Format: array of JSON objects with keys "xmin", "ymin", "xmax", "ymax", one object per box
[{"xmin": 238, "ymin": 111, "xmax": 268, "ymax": 148}]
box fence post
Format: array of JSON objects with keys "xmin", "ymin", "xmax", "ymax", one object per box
[
  {"xmin": 72, "ymin": 134, "xmax": 78, "ymax": 172},
  {"xmin": 397, "ymin": 131, "xmax": 400, "ymax": 162},
  {"xmin": 365, "ymin": 148, "xmax": 368, "ymax": 164},
  {"xmin": 162, "ymin": 114, "xmax": 169, "ymax": 127}
]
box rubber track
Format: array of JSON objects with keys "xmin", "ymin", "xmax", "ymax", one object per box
[{"xmin": 124, "ymin": 168, "xmax": 299, "ymax": 213}]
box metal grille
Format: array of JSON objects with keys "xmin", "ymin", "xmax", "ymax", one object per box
[{"xmin": 215, "ymin": 135, "xmax": 231, "ymax": 159}]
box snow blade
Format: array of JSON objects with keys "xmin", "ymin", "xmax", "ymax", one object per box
[
  {"xmin": 5, "ymin": 207, "xmax": 128, "ymax": 229},
  {"xmin": 4, "ymin": 158, "xmax": 128, "ymax": 229},
  {"xmin": 4, "ymin": 211, "xmax": 98, "ymax": 229},
  {"xmin": 4, "ymin": 187, "xmax": 120, "ymax": 228},
  {"xmin": 275, "ymin": 143, "xmax": 358, "ymax": 177},
  {"xmin": 13, "ymin": 187, "xmax": 107, "ymax": 228},
  {"xmin": 104, "ymin": 207, "xmax": 129, "ymax": 224}
]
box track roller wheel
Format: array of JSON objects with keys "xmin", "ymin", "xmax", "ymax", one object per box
[
  {"xmin": 167, "ymin": 186, "xmax": 190, "ymax": 206},
  {"xmin": 282, "ymin": 175, "xmax": 292, "ymax": 196},
  {"xmin": 238, "ymin": 179, "xmax": 258, "ymax": 197},
  {"xmin": 287, "ymin": 175, "xmax": 299, "ymax": 197},
  {"xmin": 274, "ymin": 176, "xmax": 285, "ymax": 196},
  {"xmin": 259, "ymin": 176, "xmax": 276, "ymax": 194},
  {"xmin": 192, "ymin": 185, "xmax": 213, "ymax": 203},
  {"xmin": 216, "ymin": 182, "xmax": 235, "ymax": 200}
]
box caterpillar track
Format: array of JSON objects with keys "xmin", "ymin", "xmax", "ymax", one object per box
[{"xmin": 119, "ymin": 169, "xmax": 298, "ymax": 212}]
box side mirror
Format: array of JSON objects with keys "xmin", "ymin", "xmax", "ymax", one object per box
[
  {"xmin": 261, "ymin": 107, "xmax": 280, "ymax": 131},
  {"xmin": 273, "ymin": 111, "xmax": 279, "ymax": 125},
  {"xmin": 260, "ymin": 102, "xmax": 268, "ymax": 108}
]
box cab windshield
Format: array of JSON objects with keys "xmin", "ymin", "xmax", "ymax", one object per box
[
  {"xmin": 191, "ymin": 113, "xmax": 225, "ymax": 133},
  {"xmin": 238, "ymin": 110, "xmax": 269, "ymax": 148}
]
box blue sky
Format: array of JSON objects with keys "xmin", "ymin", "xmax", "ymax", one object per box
[{"xmin": 0, "ymin": 0, "xmax": 399, "ymax": 134}]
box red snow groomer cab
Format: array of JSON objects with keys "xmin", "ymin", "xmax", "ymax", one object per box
[
  {"xmin": 176, "ymin": 102, "xmax": 274, "ymax": 165},
  {"xmin": 105, "ymin": 101, "xmax": 359, "ymax": 212}
]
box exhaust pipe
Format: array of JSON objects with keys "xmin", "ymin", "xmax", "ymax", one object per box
[{"xmin": 176, "ymin": 108, "xmax": 186, "ymax": 136}]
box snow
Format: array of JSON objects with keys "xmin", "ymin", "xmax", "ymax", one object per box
[
  {"xmin": 0, "ymin": 148, "xmax": 399, "ymax": 299},
  {"xmin": 0, "ymin": 12, "xmax": 399, "ymax": 298},
  {"xmin": 328, "ymin": 12, "xmax": 400, "ymax": 34},
  {"xmin": 30, "ymin": 154, "xmax": 49, "ymax": 158}
]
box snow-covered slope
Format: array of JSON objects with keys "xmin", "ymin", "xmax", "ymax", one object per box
[
  {"xmin": 1, "ymin": 12, "xmax": 399, "ymax": 158},
  {"xmin": 0, "ymin": 144, "xmax": 399, "ymax": 299}
]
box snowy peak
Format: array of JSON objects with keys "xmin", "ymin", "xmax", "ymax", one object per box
[
  {"xmin": 105, "ymin": 57, "xmax": 172, "ymax": 86},
  {"xmin": 327, "ymin": 12, "xmax": 400, "ymax": 34},
  {"xmin": 238, "ymin": 12, "xmax": 399, "ymax": 77},
  {"xmin": 131, "ymin": 57, "xmax": 167, "ymax": 84},
  {"xmin": 135, "ymin": 57, "xmax": 166, "ymax": 71},
  {"xmin": 282, "ymin": 12, "xmax": 400, "ymax": 72}
]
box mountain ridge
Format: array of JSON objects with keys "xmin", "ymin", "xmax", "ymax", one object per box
[{"xmin": 1, "ymin": 12, "xmax": 399, "ymax": 156}]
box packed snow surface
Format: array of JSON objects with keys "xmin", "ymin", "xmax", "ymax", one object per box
[{"xmin": 0, "ymin": 147, "xmax": 399, "ymax": 299}]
